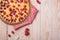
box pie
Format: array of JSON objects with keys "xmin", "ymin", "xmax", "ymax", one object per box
[{"xmin": 0, "ymin": 0, "xmax": 30, "ymax": 25}]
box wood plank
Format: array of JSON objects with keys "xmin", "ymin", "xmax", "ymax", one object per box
[
  {"xmin": 0, "ymin": 19, "xmax": 7, "ymax": 40},
  {"xmin": 41, "ymin": 0, "xmax": 59, "ymax": 40}
]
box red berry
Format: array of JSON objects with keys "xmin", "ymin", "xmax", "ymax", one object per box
[
  {"xmin": 20, "ymin": 17, "xmax": 23, "ymax": 20},
  {"xmin": 11, "ymin": 31, "xmax": 15, "ymax": 34},
  {"xmin": 20, "ymin": 13, "xmax": 23, "ymax": 16},
  {"xmin": 18, "ymin": 4, "xmax": 20, "ymax": 7},
  {"xmin": 20, "ymin": 0, "xmax": 23, "ymax": 2},
  {"xmin": 11, "ymin": 19, "xmax": 13, "ymax": 22},
  {"xmin": 25, "ymin": 31, "xmax": 30, "ymax": 36},
  {"xmin": 9, "ymin": 8, "xmax": 12, "ymax": 11},
  {"xmin": 1, "ymin": 4, "xmax": 5, "ymax": 7},
  {"xmin": 8, "ymin": 34, "xmax": 11, "ymax": 37},
  {"xmin": 3, "ymin": 11, "xmax": 6, "ymax": 15},
  {"xmin": 36, "ymin": 0, "xmax": 41, "ymax": 4},
  {"xmin": 16, "ymin": 8, "xmax": 19, "ymax": 10},
  {"xmin": 24, "ymin": 28, "xmax": 30, "ymax": 36},
  {"xmin": 19, "ymin": 12, "xmax": 23, "ymax": 16},
  {"xmin": 10, "ymin": 0, "xmax": 14, "ymax": 3},
  {"xmin": 9, "ymin": 13, "xmax": 12, "ymax": 16},
  {"xmin": 23, "ymin": 7, "xmax": 27, "ymax": 11},
  {"xmin": 24, "ymin": 0, "xmax": 27, "ymax": 3}
]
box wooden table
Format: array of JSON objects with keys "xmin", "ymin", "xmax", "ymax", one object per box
[{"xmin": 0, "ymin": 0, "xmax": 60, "ymax": 40}]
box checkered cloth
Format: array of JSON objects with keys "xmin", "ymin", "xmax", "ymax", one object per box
[{"xmin": 13, "ymin": 4, "xmax": 38, "ymax": 30}]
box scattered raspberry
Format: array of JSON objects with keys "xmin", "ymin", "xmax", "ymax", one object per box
[
  {"xmin": 24, "ymin": 28, "xmax": 30, "ymax": 36},
  {"xmin": 25, "ymin": 31, "xmax": 30, "ymax": 36},
  {"xmin": 11, "ymin": 31, "xmax": 15, "ymax": 34},
  {"xmin": 36, "ymin": 0, "xmax": 41, "ymax": 4},
  {"xmin": 8, "ymin": 34, "xmax": 11, "ymax": 37}
]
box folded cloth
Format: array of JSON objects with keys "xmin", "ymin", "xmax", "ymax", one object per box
[{"xmin": 13, "ymin": 4, "xmax": 38, "ymax": 30}]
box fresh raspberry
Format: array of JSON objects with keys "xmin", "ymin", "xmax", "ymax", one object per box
[
  {"xmin": 25, "ymin": 31, "xmax": 30, "ymax": 36},
  {"xmin": 11, "ymin": 31, "xmax": 15, "ymax": 34},
  {"xmin": 8, "ymin": 34, "xmax": 11, "ymax": 37}
]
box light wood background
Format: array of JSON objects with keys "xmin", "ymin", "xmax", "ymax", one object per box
[{"xmin": 0, "ymin": 0, "xmax": 60, "ymax": 40}]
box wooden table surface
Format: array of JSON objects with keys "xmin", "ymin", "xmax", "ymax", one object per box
[{"xmin": 0, "ymin": 0, "xmax": 60, "ymax": 40}]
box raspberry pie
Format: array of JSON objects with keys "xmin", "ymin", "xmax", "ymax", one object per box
[{"xmin": 0, "ymin": 0, "xmax": 30, "ymax": 25}]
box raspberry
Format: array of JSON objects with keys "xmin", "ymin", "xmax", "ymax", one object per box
[
  {"xmin": 25, "ymin": 28, "xmax": 30, "ymax": 31},
  {"xmin": 11, "ymin": 31, "xmax": 15, "ymax": 34},
  {"xmin": 10, "ymin": 0, "xmax": 14, "ymax": 3},
  {"xmin": 25, "ymin": 31, "xmax": 30, "ymax": 36},
  {"xmin": 20, "ymin": 17, "xmax": 23, "ymax": 20},
  {"xmin": 24, "ymin": 0, "xmax": 27, "ymax": 3},
  {"xmin": 24, "ymin": 28, "xmax": 30, "ymax": 36},
  {"xmin": 8, "ymin": 34, "xmax": 11, "ymax": 37},
  {"xmin": 18, "ymin": 4, "xmax": 20, "ymax": 7},
  {"xmin": 20, "ymin": 0, "xmax": 23, "ymax": 2}
]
